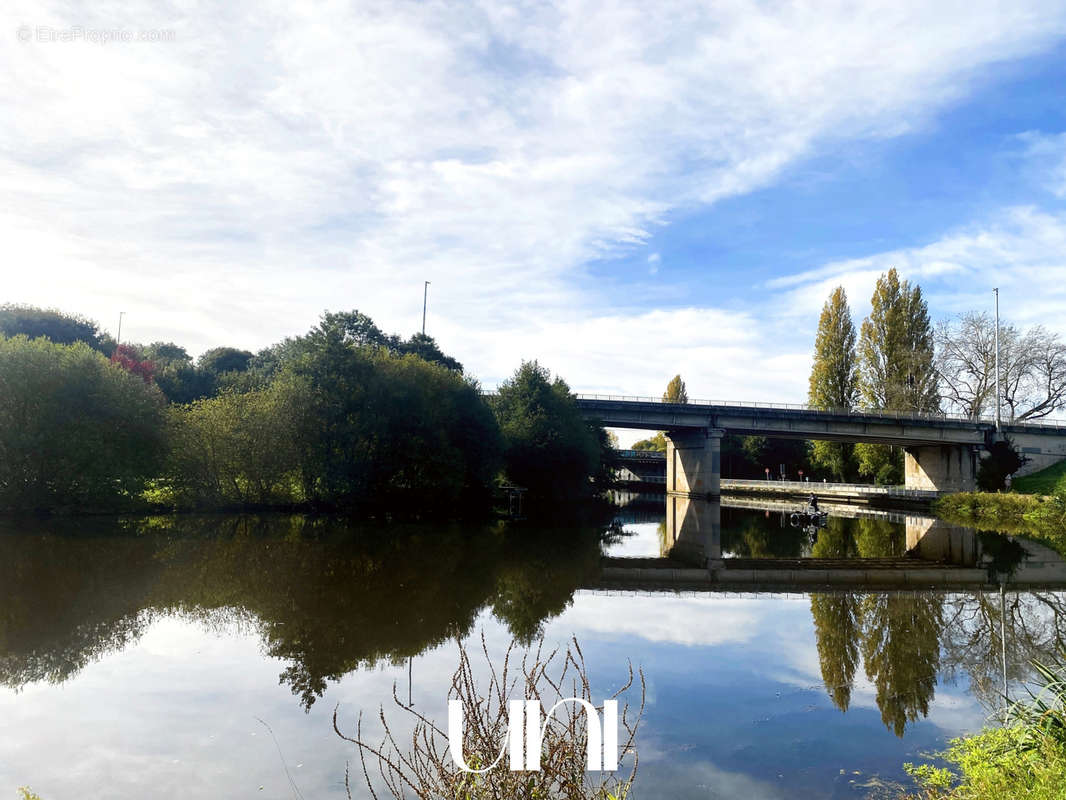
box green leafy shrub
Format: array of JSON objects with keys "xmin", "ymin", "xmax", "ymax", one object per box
[{"xmin": 0, "ymin": 335, "xmax": 166, "ymax": 511}]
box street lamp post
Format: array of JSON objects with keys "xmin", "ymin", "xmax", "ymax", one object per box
[
  {"xmin": 117, "ymin": 311, "xmax": 125, "ymax": 346},
  {"xmin": 422, "ymin": 281, "xmax": 430, "ymax": 335},
  {"xmin": 994, "ymin": 288, "xmax": 1001, "ymax": 430}
]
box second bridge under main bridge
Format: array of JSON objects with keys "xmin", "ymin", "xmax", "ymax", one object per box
[{"xmin": 576, "ymin": 396, "xmax": 1066, "ymax": 493}]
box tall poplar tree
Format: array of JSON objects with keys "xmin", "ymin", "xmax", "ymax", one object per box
[
  {"xmin": 855, "ymin": 269, "xmax": 939, "ymax": 483},
  {"xmin": 663, "ymin": 374, "xmax": 688, "ymax": 403},
  {"xmin": 808, "ymin": 287, "xmax": 858, "ymax": 480},
  {"xmin": 858, "ymin": 269, "xmax": 939, "ymax": 413}
]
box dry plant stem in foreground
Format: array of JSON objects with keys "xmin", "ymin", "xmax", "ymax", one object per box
[{"xmin": 334, "ymin": 633, "xmax": 645, "ymax": 800}]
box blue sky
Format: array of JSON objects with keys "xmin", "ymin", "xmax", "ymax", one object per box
[{"xmin": 3, "ymin": 0, "xmax": 1066, "ymax": 412}]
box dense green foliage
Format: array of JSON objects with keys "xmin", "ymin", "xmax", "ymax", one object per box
[
  {"xmin": 0, "ymin": 336, "xmax": 166, "ymax": 511},
  {"xmin": 492, "ymin": 362, "xmax": 609, "ymax": 502},
  {"xmin": 977, "ymin": 438, "xmax": 1027, "ymax": 492},
  {"xmin": 161, "ymin": 324, "xmax": 501, "ymax": 513},
  {"xmin": 0, "ymin": 304, "xmax": 114, "ymax": 354},
  {"xmin": 0, "ymin": 308, "xmax": 614, "ymax": 515}
]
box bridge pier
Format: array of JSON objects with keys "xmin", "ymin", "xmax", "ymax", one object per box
[
  {"xmin": 663, "ymin": 496, "xmax": 721, "ymax": 567},
  {"xmin": 665, "ymin": 428, "xmax": 723, "ymax": 498},
  {"xmin": 904, "ymin": 445, "xmax": 977, "ymax": 492}
]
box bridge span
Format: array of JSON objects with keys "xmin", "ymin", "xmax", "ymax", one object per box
[{"xmin": 577, "ymin": 395, "xmax": 1066, "ymax": 493}]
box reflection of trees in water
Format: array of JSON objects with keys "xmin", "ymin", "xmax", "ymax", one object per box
[
  {"xmin": 720, "ymin": 508, "xmax": 807, "ymax": 558},
  {"xmin": 860, "ymin": 592, "xmax": 943, "ymax": 736},
  {"xmin": 939, "ymin": 590, "xmax": 1066, "ymax": 711},
  {"xmin": 806, "ymin": 516, "xmax": 939, "ymax": 736},
  {"xmin": 807, "ymin": 518, "xmax": 1066, "ymax": 736},
  {"xmin": 0, "ymin": 515, "xmax": 608, "ymax": 709}
]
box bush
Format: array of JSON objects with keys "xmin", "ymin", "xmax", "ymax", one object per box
[
  {"xmin": 977, "ymin": 438, "xmax": 1027, "ymax": 492},
  {"xmin": 164, "ymin": 373, "xmax": 312, "ymax": 508},
  {"xmin": 0, "ymin": 335, "xmax": 166, "ymax": 511},
  {"xmin": 905, "ymin": 651, "xmax": 1066, "ymax": 799}
]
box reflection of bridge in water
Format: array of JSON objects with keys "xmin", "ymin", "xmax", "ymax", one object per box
[{"xmin": 589, "ymin": 497, "xmax": 1066, "ymax": 593}]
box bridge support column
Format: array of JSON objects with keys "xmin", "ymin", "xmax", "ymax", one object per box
[
  {"xmin": 664, "ymin": 496, "xmax": 721, "ymax": 567},
  {"xmin": 904, "ymin": 445, "xmax": 978, "ymax": 492},
  {"xmin": 665, "ymin": 428, "xmax": 724, "ymax": 498}
]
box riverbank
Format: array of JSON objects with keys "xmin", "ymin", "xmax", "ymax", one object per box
[
  {"xmin": 904, "ymin": 652, "xmax": 1066, "ymax": 800},
  {"xmin": 933, "ymin": 492, "xmax": 1066, "ymax": 554}
]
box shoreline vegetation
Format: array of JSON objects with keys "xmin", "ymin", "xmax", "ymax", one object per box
[
  {"xmin": 932, "ymin": 460, "xmax": 1066, "ymax": 555},
  {"xmin": 904, "ymin": 651, "xmax": 1066, "ymax": 800},
  {"xmin": 0, "ymin": 305, "xmax": 615, "ymax": 518}
]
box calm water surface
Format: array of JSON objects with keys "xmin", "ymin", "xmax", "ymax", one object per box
[{"xmin": 2, "ymin": 502, "xmax": 1065, "ymax": 799}]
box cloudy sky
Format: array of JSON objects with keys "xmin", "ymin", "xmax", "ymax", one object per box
[{"xmin": 4, "ymin": 0, "xmax": 1066, "ymax": 405}]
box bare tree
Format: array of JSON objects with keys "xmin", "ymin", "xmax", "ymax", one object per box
[
  {"xmin": 936, "ymin": 313, "xmax": 1066, "ymax": 422},
  {"xmin": 935, "ymin": 312, "xmax": 1000, "ymax": 419},
  {"xmin": 1009, "ymin": 326, "xmax": 1066, "ymax": 422}
]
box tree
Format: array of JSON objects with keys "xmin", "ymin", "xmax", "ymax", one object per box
[
  {"xmin": 808, "ymin": 287, "xmax": 859, "ymax": 481},
  {"xmin": 400, "ymin": 332, "xmax": 463, "ymax": 373},
  {"xmin": 663, "ymin": 375, "xmax": 688, "ymax": 403},
  {"xmin": 0, "ymin": 336, "xmax": 166, "ymax": 511},
  {"xmin": 858, "ymin": 269, "xmax": 939, "ymax": 413},
  {"xmin": 198, "ymin": 346, "xmax": 254, "ymax": 376},
  {"xmin": 855, "ymin": 270, "xmax": 937, "ymax": 485},
  {"xmin": 976, "ymin": 438, "xmax": 1027, "ymax": 492},
  {"xmin": 809, "ymin": 287, "xmax": 858, "ymax": 411},
  {"xmin": 110, "ymin": 343, "xmax": 155, "ymax": 383},
  {"xmin": 1001, "ymin": 326, "xmax": 1066, "ymax": 422},
  {"xmin": 632, "ymin": 432, "xmax": 667, "ymax": 453},
  {"xmin": 934, "ymin": 311, "xmax": 999, "ymax": 419},
  {"xmin": 0, "ymin": 304, "xmax": 114, "ymax": 354},
  {"xmin": 493, "ymin": 362, "xmax": 603, "ymax": 503},
  {"xmin": 633, "ymin": 376, "xmax": 688, "ymax": 460},
  {"xmin": 140, "ymin": 341, "xmax": 212, "ymax": 404},
  {"xmin": 935, "ymin": 312, "xmax": 1066, "ymax": 422}
]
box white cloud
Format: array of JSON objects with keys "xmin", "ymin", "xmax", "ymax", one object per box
[
  {"xmin": 2, "ymin": 0, "xmax": 1066, "ymax": 403},
  {"xmin": 767, "ymin": 206, "xmax": 1066, "ymax": 335}
]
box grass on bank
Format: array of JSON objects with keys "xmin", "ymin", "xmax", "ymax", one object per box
[
  {"xmin": 1013, "ymin": 461, "xmax": 1066, "ymax": 497},
  {"xmin": 905, "ymin": 652, "xmax": 1066, "ymax": 800}
]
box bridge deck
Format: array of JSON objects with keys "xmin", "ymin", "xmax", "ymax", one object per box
[{"xmin": 578, "ymin": 396, "xmax": 1066, "ymax": 447}]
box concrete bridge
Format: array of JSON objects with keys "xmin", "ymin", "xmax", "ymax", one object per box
[{"xmin": 580, "ymin": 395, "xmax": 1066, "ymax": 493}]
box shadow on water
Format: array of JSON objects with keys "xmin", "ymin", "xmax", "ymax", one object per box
[{"xmin": 0, "ymin": 514, "xmax": 611, "ymax": 710}]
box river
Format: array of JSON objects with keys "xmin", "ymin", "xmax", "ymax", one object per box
[{"xmin": 2, "ymin": 501, "xmax": 1064, "ymax": 798}]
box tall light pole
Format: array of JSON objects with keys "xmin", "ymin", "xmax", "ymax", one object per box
[
  {"xmin": 117, "ymin": 311, "xmax": 125, "ymax": 346},
  {"xmin": 994, "ymin": 288, "xmax": 1001, "ymax": 430},
  {"xmin": 422, "ymin": 281, "xmax": 430, "ymax": 335}
]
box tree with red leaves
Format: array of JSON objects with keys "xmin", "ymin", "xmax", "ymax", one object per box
[{"xmin": 111, "ymin": 344, "xmax": 155, "ymax": 383}]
